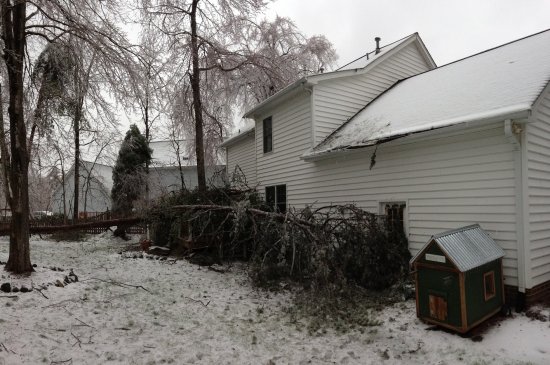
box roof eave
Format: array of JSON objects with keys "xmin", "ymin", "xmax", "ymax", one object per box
[
  {"xmin": 220, "ymin": 127, "xmax": 255, "ymax": 147},
  {"xmin": 243, "ymin": 77, "xmax": 311, "ymax": 119},
  {"xmin": 302, "ymin": 107, "xmax": 531, "ymax": 161}
]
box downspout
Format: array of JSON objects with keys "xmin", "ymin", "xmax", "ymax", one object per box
[{"xmin": 504, "ymin": 119, "xmax": 529, "ymax": 301}]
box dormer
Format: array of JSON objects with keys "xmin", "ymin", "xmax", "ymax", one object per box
[{"xmin": 242, "ymin": 33, "xmax": 435, "ymax": 149}]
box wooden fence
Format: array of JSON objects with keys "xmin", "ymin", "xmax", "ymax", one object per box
[{"xmin": 0, "ymin": 211, "xmax": 145, "ymax": 236}]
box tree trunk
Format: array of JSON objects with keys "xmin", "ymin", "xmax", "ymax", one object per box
[
  {"xmin": 73, "ymin": 104, "xmax": 81, "ymax": 222},
  {"xmin": 190, "ymin": 0, "xmax": 207, "ymax": 193},
  {"xmin": 2, "ymin": 0, "xmax": 33, "ymax": 273},
  {"xmin": 144, "ymin": 79, "xmax": 150, "ymax": 203}
]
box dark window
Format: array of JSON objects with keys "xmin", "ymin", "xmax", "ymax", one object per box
[
  {"xmin": 263, "ymin": 116, "xmax": 272, "ymax": 153},
  {"xmin": 484, "ymin": 271, "xmax": 496, "ymax": 301},
  {"xmin": 265, "ymin": 184, "xmax": 286, "ymax": 213},
  {"xmin": 383, "ymin": 202, "xmax": 406, "ymax": 232},
  {"xmin": 265, "ymin": 186, "xmax": 275, "ymax": 210},
  {"xmin": 276, "ymin": 185, "xmax": 286, "ymax": 213}
]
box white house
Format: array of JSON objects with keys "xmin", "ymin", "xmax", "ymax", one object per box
[
  {"xmin": 51, "ymin": 140, "xmax": 226, "ymax": 216},
  {"xmin": 51, "ymin": 161, "xmax": 114, "ymax": 216},
  {"xmin": 222, "ymin": 30, "xmax": 550, "ymax": 305}
]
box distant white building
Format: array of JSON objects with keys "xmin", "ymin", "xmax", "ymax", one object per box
[
  {"xmin": 51, "ymin": 161, "xmax": 113, "ymax": 216},
  {"xmin": 51, "ymin": 140, "xmax": 226, "ymax": 216}
]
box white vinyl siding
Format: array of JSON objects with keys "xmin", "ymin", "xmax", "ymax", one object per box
[
  {"xmin": 255, "ymin": 106, "xmax": 518, "ymax": 285},
  {"xmin": 527, "ymin": 83, "xmax": 550, "ymax": 287},
  {"xmin": 255, "ymin": 93, "xmax": 311, "ymax": 188},
  {"xmin": 226, "ymin": 134, "xmax": 257, "ymax": 186},
  {"xmin": 313, "ymin": 43, "xmax": 432, "ymax": 144}
]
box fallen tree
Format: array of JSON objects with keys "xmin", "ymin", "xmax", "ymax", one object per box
[{"xmin": 150, "ymin": 199, "xmax": 410, "ymax": 293}]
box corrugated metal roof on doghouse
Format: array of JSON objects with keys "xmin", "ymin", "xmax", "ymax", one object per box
[{"xmin": 411, "ymin": 224, "xmax": 505, "ymax": 272}]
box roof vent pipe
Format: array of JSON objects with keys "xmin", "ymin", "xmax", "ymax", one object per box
[{"xmin": 375, "ymin": 37, "xmax": 381, "ymax": 54}]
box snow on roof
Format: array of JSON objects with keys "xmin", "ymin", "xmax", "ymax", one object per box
[
  {"xmin": 411, "ymin": 224, "xmax": 505, "ymax": 272},
  {"xmin": 244, "ymin": 34, "xmax": 427, "ymax": 119},
  {"xmin": 336, "ymin": 34, "xmax": 416, "ymax": 71},
  {"xmin": 220, "ymin": 124, "xmax": 255, "ymax": 147},
  {"xmin": 309, "ymin": 29, "xmax": 550, "ymax": 157}
]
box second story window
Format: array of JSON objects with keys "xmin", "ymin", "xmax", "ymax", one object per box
[{"xmin": 263, "ymin": 116, "xmax": 272, "ymax": 153}]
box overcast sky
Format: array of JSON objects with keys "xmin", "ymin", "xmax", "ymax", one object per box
[{"xmin": 266, "ymin": 0, "xmax": 550, "ymax": 67}]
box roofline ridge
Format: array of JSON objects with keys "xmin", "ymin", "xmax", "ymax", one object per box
[
  {"xmin": 431, "ymin": 224, "xmax": 482, "ymax": 239},
  {"xmin": 434, "ymin": 27, "xmax": 550, "ymax": 71},
  {"xmin": 336, "ymin": 32, "xmax": 417, "ymax": 71}
]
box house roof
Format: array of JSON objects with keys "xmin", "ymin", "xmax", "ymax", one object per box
[
  {"xmin": 308, "ymin": 28, "xmax": 550, "ymax": 158},
  {"xmin": 336, "ymin": 33, "xmax": 432, "ymax": 71},
  {"xmin": 411, "ymin": 224, "xmax": 505, "ymax": 272},
  {"xmin": 225, "ymin": 34, "xmax": 434, "ymax": 146},
  {"xmin": 220, "ymin": 124, "xmax": 255, "ymax": 147},
  {"xmin": 242, "ymin": 33, "xmax": 434, "ymax": 120}
]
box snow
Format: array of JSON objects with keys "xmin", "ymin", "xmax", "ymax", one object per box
[
  {"xmin": 221, "ymin": 124, "xmax": 256, "ymax": 147},
  {"xmin": 337, "ymin": 34, "xmax": 415, "ymax": 71},
  {"xmin": 0, "ymin": 234, "xmax": 549, "ymax": 364},
  {"xmin": 310, "ymin": 29, "xmax": 550, "ymax": 156}
]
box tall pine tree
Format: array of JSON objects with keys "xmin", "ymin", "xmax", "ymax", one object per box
[{"xmin": 111, "ymin": 125, "xmax": 152, "ymax": 235}]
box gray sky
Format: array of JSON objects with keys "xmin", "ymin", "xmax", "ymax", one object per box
[{"xmin": 266, "ymin": 0, "xmax": 550, "ymax": 67}]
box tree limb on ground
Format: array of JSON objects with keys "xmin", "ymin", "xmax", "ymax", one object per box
[{"xmin": 81, "ymin": 278, "xmax": 150, "ymax": 293}]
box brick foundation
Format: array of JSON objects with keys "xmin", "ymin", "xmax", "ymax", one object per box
[
  {"xmin": 526, "ymin": 280, "xmax": 550, "ymax": 305},
  {"xmin": 504, "ymin": 280, "xmax": 550, "ymax": 311}
]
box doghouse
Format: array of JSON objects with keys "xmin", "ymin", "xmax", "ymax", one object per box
[{"xmin": 410, "ymin": 224, "xmax": 505, "ymax": 333}]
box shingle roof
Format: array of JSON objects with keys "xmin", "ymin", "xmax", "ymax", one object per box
[
  {"xmin": 309, "ymin": 28, "xmax": 550, "ymax": 157},
  {"xmin": 411, "ymin": 224, "xmax": 505, "ymax": 272}
]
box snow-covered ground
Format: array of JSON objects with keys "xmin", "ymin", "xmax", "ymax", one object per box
[{"xmin": 0, "ymin": 234, "xmax": 549, "ymax": 365}]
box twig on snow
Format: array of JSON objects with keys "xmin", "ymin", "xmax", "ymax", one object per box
[
  {"xmin": 74, "ymin": 317, "xmax": 95, "ymax": 329},
  {"xmin": 34, "ymin": 286, "xmax": 49, "ymax": 299},
  {"xmin": 81, "ymin": 278, "xmax": 150, "ymax": 293},
  {"xmin": 42, "ymin": 299, "xmax": 75, "ymax": 308},
  {"xmin": 1, "ymin": 342, "xmax": 16, "ymax": 354},
  {"xmin": 70, "ymin": 333, "xmax": 82, "ymax": 348},
  {"xmin": 0, "ymin": 295, "xmax": 18, "ymax": 299},
  {"xmin": 50, "ymin": 358, "xmax": 72, "ymax": 365},
  {"xmin": 184, "ymin": 296, "xmax": 210, "ymax": 307}
]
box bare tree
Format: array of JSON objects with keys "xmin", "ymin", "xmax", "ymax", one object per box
[
  {"xmin": 235, "ymin": 16, "xmax": 337, "ymax": 104},
  {"xmin": 142, "ymin": 1, "xmax": 336, "ymax": 193},
  {"xmin": 0, "ymin": 0, "xmax": 132, "ymax": 273},
  {"xmin": 1, "ymin": 1, "xmax": 34, "ymax": 273},
  {"xmin": 143, "ymin": 0, "xmax": 266, "ymax": 192}
]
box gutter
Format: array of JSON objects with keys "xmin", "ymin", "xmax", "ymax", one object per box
[
  {"xmin": 220, "ymin": 126, "xmax": 255, "ymax": 148},
  {"xmin": 302, "ymin": 106, "xmax": 531, "ymax": 161},
  {"xmin": 243, "ymin": 78, "xmax": 309, "ymax": 119}
]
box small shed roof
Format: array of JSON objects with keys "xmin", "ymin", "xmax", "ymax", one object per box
[{"xmin": 411, "ymin": 224, "xmax": 505, "ymax": 272}]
